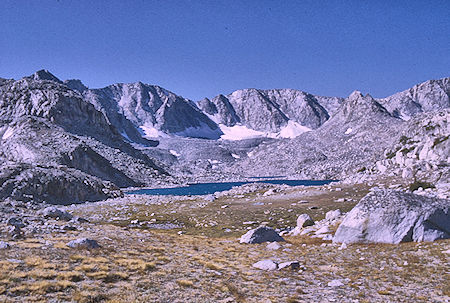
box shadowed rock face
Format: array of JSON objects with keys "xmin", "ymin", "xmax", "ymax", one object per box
[{"xmin": 333, "ymin": 190, "xmax": 450, "ymax": 244}]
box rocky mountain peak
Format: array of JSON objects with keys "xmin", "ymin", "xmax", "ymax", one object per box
[
  {"xmin": 348, "ymin": 90, "xmax": 364, "ymax": 101},
  {"xmin": 64, "ymin": 79, "xmax": 88, "ymax": 93},
  {"xmin": 28, "ymin": 69, "xmax": 62, "ymax": 84}
]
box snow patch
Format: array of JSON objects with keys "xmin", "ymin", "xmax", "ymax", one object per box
[
  {"xmin": 276, "ymin": 121, "xmax": 310, "ymax": 138},
  {"xmin": 219, "ymin": 124, "xmax": 265, "ymax": 141},
  {"xmin": 344, "ymin": 128, "xmax": 353, "ymax": 135},
  {"xmin": 231, "ymin": 153, "xmax": 240, "ymax": 159},
  {"xmin": 169, "ymin": 150, "xmax": 180, "ymax": 157},
  {"xmin": 140, "ymin": 124, "xmax": 167, "ymax": 138}
]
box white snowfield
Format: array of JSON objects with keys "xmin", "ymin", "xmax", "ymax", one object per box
[{"xmin": 218, "ymin": 121, "xmax": 310, "ymax": 141}]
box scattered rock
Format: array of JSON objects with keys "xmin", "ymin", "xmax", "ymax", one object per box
[
  {"xmin": 252, "ymin": 259, "xmax": 277, "ymax": 270},
  {"xmin": 240, "ymin": 226, "xmax": 285, "ymax": 244},
  {"xmin": 338, "ymin": 242, "xmax": 347, "ymax": 250},
  {"xmin": 0, "ymin": 241, "xmax": 11, "ymax": 249},
  {"xmin": 7, "ymin": 217, "xmax": 26, "ymax": 228},
  {"xmin": 66, "ymin": 238, "xmax": 100, "ymax": 249},
  {"xmin": 297, "ymin": 214, "xmax": 315, "ymax": 227},
  {"xmin": 8, "ymin": 226, "xmax": 24, "ymax": 239},
  {"xmin": 315, "ymin": 226, "xmax": 331, "ymax": 235},
  {"xmin": 41, "ymin": 207, "xmax": 73, "ymax": 221},
  {"xmin": 266, "ymin": 242, "xmax": 281, "ymax": 250},
  {"xmin": 333, "ymin": 190, "xmax": 450, "ymax": 244},
  {"xmin": 328, "ymin": 279, "xmax": 344, "ymax": 287},
  {"xmin": 325, "ymin": 209, "xmax": 342, "ymax": 221},
  {"xmin": 62, "ymin": 225, "xmax": 77, "ymax": 231}
]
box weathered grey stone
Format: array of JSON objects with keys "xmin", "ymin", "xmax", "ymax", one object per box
[
  {"xmin": 0, "ymin": 241, "xmax": 11, "ymax": 249},
  {"xmin": 328, "ymin": 279, "xmax": 345, "ymax": 287},
  {"xmin": 7, "ymin": 217, "xmax": 26, "ymax": 228},
  {"xmin": 252, "ymin": 259, "xmax": 277, "ymax": 270},
  {"xmin": 41, "ymin": 207, "xmax": 73, "ymax": 221},
  {"xmin": 325, "ymin": 209, "xmax": 342, "ymax": 221},
  {"xmin": 66, "ymin": 238, "xmax": 100, "ymax": 249},
  {"xmin": 297, "ymin": 214, "xmax": 315, "ymax": 227},
  {"xmin": 240, "ymin": 226, "xmax": 285, "ymax": 244},
  {"xmin": 333, "ymin": 190, "xmax": 450, "ymax": 244},
  {"xmin": 266, "ymin": 242, "xmax": 281, "ymax": 250},
  {"xmin": 278, "ymin": 261, "xmax": 300, "ymax": 270}
]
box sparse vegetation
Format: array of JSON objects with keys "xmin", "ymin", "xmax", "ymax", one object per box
[
  {"xmin": 433, "ymin": 135, "xmax": 449, "ymax": 148},
  {"xmin": 0, "ymin": 180, "xmax": 448, "ymax": 302},
  {"xmin": 409, "ymin": 181, "xmax": 435, "ymax": 192}
]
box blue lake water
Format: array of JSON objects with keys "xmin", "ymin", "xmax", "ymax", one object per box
[{"xmin": 126, "ymin": 179, "xmax": 336, "ymax": 196}]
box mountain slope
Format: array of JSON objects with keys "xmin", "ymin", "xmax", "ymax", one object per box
[
  {"xmin": 379, "ymin": 77, "xmax": 449, "ymax": 120},
  {"xmin": 229, "ymin": 91, "xmax": 404, "ymax": 178},
  {"xmin": 81, "ymin": 82, "xmax": 223, "ymax": 140}
]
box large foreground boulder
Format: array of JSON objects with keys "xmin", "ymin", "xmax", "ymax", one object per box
[{"xmin": 333, "ymin": 190, "xmax": 449, "ymax": 244}]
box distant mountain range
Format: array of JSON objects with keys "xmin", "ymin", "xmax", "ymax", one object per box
[
  {"xmin": 58, "ymin": 71, "xmax": 450, "ymax": 142},
  {"xmin": 0, "ymin": 70, "xmax": 448, "ymax": 204}
]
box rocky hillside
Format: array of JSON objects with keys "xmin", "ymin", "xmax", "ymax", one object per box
[
  {"xmin": 0, "ymin": 71, "xmax": 170, "ymax": 204},
  {"xmin": 373, "ymin": 109, "xmax": 449, "ymax": 184},
  {"xmin": 378, "ymin": 77, "xmax": 449, "ymax": 120}
]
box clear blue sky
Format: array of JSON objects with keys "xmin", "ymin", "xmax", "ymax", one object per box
[{"xmin": 1, "ymin": 0, "xmax": 449, "ymax": 100}]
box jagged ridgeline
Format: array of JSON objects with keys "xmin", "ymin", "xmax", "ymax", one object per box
[{"xmin": 0, "ymin": 70, "xmax": 449, "ymax": 204}]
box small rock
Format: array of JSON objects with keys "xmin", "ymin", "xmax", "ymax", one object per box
[
  {"xmin": 7, "ymin": 217, "xmax": 26, "ymax": 228},
  {"xmin": 266, "ymin": 242, "xmax": 281, "ymax": 250},
  {"xmin": 338, "ymin": 242, "xmax": 347, "ymax": 250},
  {"xmin": 0, "ymin": 241, "xmax": 11, "ymax": 249},
  {"xmin": 328, "ymin": 279, "xmax": 344, "ymax": 287},
  {"xmin": 296, "ymin": 214, "xmax": 315, "ymax": 228},
  {"xmin": 73, "ymin": 217, "xmax": 89, "ymax": 223},
  {"xmin": 315, "ymin": 226, "xmax": 331, "ymax": 235},
  {"xmin": 278, "ymin": 261, "xmax": 300, "ymax": 270},
  {"xmin": 66, "ymin": 238, "xmax": 100, "ymax": 249},
  {"xmin": 62, "ymin": 225, "xmax": 77, "ymax": 231},
  {"xmin": 325, "ymin": 209, "xmax": 342, "ymax": 221},
  {"xmin": 252, "ymin": 259, "xmax": 277, "ymax": 270},
  {"xmin": 240, "ymin": 226, "xmax": 285, "ymax": 244},
  {"xmin": 41, "ymin": 207, "xmax": 73, "ymax": 221},
  {"xmin": 8, "ymin": 226, "xmax": 24, "ymax": 239}
]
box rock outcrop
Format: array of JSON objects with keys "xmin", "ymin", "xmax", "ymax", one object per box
[{"xmin": 333, "ymin": 190, "xmax": 450, "ymax": 244}]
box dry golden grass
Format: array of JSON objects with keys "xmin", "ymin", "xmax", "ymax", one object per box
[{"xmin": 176, "ymin": 279, "xmax": 194, "ymax": 287}]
